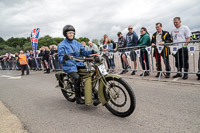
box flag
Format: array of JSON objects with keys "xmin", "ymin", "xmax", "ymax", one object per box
[{"xmin": 30, "ymin": 28, "xmax": 40, "ymax": 56}]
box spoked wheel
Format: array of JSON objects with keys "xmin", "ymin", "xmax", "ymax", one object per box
[
  {"xmin": 61, "ymin": 77, "xmax": 76, "ymax": 102},
  {"xmin": 104, "ymin": 77, "xmax": 136, "ymax": 117}
]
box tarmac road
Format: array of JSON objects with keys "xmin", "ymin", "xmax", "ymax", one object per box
[{"xmin": 0, "ymin": 70, "xmax": 200, "ymax": 133}]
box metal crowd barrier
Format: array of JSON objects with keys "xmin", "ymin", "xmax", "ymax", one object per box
[{"xmin": 100, "ymin": 40, "xmax": 200, "ymax": 80}]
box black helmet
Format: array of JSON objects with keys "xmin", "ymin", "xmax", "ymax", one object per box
[{"xmin": 63, "ymin": 25, "xmax": 75, "ymax": 37}]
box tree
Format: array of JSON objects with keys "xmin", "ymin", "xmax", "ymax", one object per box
[
  {"xmin": 23, "ymin": 42, "xmax": 32, "ymax": 51},
  {"xmin": 53, "ymin": 38, "xmax": 64, "ymax": 44},
  {"xmin": 0, "ymin": 37, "xmax": 5, "ymax": 43},
  {"xmin": 100, "ymin": 38, "xmax": 104, "ymax": 44},
  {"xmin": 76, "ymin": 37, "xmax": 90, "ymax": 45},
  {"xmin": 38, "ymin": 35, "xmax": 57, "ymax": 48},
  {"xmin": 92, "ymin": 39, "xmax": 99, "ymax": 46}
]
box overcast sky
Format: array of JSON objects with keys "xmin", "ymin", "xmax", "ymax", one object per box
[{"xmin": 0, "ymin": 0, "xmax": 199, "ymax": 42}]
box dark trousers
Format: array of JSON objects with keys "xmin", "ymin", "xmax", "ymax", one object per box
[
  {"xmin": 140, "ymin": 49, "xmax": 149, "ymax": 70},
  {"xmin": 1, "ymin": 62, "xmax": 6, "ymax": 70},
  {"xmin": 120, "ymin": 53, "xmax": 127, "ymax": 69},
  {"xmin": 105, "ymin": 56, "xmax": 110, "ymax": 69},
  {"xmin": 154, "ymin": 47, "xmax": 171, "ymax": 72},
  {"xmin": 174, "ymin": 47, "xmax": 189, "ymax": 71},
  {"xmin": 21, "ymin": 65, "xmax": 29, "ymax": 75},
  {"xmin": 68, "ymin": 66, "xmax": 85, "ymax": 93}
]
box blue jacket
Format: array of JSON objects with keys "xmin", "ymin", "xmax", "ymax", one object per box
[
  {"xmin": 58, "ymin": 38, "xmax": 92, "ymax": 73},
  {"xmin": 103, "ymin": 43, "xmax": 113, "ymax": 52},
  {"xmin": 126, "ymin": 31, "xmax": 138, "ymax": 47}
]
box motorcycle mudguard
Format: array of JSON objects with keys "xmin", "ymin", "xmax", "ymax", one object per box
[
  {"xmin": 98, "ymin": 74, "xmax": 121, "ymax": 105},
  {"xmin": 55, "ymin": 71, "xmax": 67, "ymax": 88}
]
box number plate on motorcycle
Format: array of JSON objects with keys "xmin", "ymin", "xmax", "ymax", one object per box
[{"xmin": 98, "ymin": 64, "xmax": 108, "ymax": 75}]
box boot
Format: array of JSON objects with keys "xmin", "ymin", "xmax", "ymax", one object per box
[
  {"xmin": 75, "ymin": 89, "xmax": 85, "ymax": 104},
  {"xmin": 173, "ymin": 68, "xmax": 182, "ymax": 78},
  {"xmin": 165, "ymin": 73, "xmax": 170, "ymax": 78},
  {"xmin": 182, "ymin": 69, "xmax": 188, "ymax": 80},
  {"xmin": 131, "ymin": 70, "xmax": 136, "ymax": 75},
  {"xmin": 144, "ymin": 71, "xmax": 150, "ymax": 76},
  {"xmin": 44, "ymin": 68, "xmax": 50, "ymax": 74},
  {"xmin": 155, "ymin": 72, "xmax": 162, "ymax": 77}
]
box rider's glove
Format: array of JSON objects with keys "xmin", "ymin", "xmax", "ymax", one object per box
[
  {"xmin": 92, "ymin": 50, "xmax": 97, "ymax": 54},
  {"xmin": 63, "ymin": 54, "xmax": 70, "ymax": 61}
]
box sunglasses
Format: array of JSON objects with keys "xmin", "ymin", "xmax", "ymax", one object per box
[{"xmin": 128, "ymin": 28, "xmax": 133, "ymax": 30}]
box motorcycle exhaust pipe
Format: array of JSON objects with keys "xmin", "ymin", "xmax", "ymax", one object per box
[{"xmin": 84, "ymin": 77, "xmax": 92, "ymax": 105}]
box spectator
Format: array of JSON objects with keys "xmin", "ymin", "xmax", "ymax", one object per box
[
  {"xmin": 14, "ymin": 53, "xmax": 20, "ymax": 70},
  {"xmin": 126, "ymin": 25, "xmax": 138, "ymax": 75},
  {"xmin": 103, "ymin": 34, "xmax": 117, "ymax": 51},
  {"xmin": 19, "ymin": 50, "xmax": 29, "ymax": 76},
  {"xmin": 28, "ymin": 50, "xmax": 35, "ymax": 70},
  {"xmin": 171, "ymin": 17, "xmax": 191, "ymax": 80},
  {"xmin": 25, "ymin": 50, "xmax": 30, "ymax": 59},
  {"xmin": 50, "ymin": 45, "xmax": 56, "ymax": 70},
  {"xmin": 35, "ymin": 50, "xmax": 42, "ymax": 70},
  {"xmin": 54, "ymin": 46, "xmax": 61, "ymax": 70},
  {"xmin": 88, "ymin": 41, "xmax": 99, "ymax": 53},
  {"xmin": 43, "ymin": 47, "xmax": 50, "ymax": 73},
  {"xmin": 117, "ymin": 32, "xmax": 131, "ymax": 74},
  {"xmin": 103, "ymin": 38, "xmax": 115, "ymax": 73},
  {"xmin": 138, "ymin": 27, "xmax": 151, "ymax": 76},
  {"xmin": 81, "ymin": 41, "xmax": 89, "ymax": 50},
  {"xmin": 6, "ymin": 53, "xmax": 12, "ymax": 70},
  {"xmin": 151, "ymin": 22, "xmax": 172, "ymax": 78},
  {"xmin": 0, "ymin": 56, "xmax": 6, "ymax": 70}
]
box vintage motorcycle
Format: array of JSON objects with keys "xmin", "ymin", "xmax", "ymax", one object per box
[{"xmin": 55, "ymin": 54, "xmax": 136, "ymax": 117}]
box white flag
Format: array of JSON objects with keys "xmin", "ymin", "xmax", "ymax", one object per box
[
  {"xmin": 117, "ymin": 52, "xmax": 121, "ymax": 56},
  {"xmin": 188, "ymin": 46, "xmax": 196, "ymax": 56},
  {"xmin": 171, "ymin": 46, "xmax": 179, "ymax": 55},
  {"xmin": 157, "ymin": 46, "xmax": 164, "ymax": 54},
  {"xmin": 135, "ymin": 49, "xmax": 140, "ymax": 57},
  {"xmin": 108, "ymin": 52, "xmax": 113, "ymax": 59},
  {"xmin": 125, "ymin": 51, "xmax": 130, "ymax": 57},
  {"xmin": 146, "ymin": 46, "xmax": 151, "ymax": 55}
]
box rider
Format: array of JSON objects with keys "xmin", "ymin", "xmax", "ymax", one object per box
[{"xmin": 58, "ymin": 25, "xmax": 96, "ymax": 104}]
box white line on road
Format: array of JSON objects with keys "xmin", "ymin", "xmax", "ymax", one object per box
[{"xmin": 0, "ymin": 75, "xmax": 21, "ymax": 79}]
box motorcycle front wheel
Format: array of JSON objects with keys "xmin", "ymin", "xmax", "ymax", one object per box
[{"xmin": 103, "ymin": 77, "xmax": 136, "ymax": 117}]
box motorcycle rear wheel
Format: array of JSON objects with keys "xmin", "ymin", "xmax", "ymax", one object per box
[{"xmin": 61, "ymin": 77, "xmax": 76, "ymax": 102}]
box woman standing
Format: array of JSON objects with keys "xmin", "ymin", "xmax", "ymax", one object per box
[
  {"xmin": 103, "ymin": 38, "xmax": 115, "ymax": 73},
  {"xmin": 137, "ymin": 27, "xmax": 151, "ymax": 76}
]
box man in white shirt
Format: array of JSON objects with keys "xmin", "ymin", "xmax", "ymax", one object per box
[
  {"xmin": 171, "ymin": 17, "xmax": 191, "ymax": 80},
  {"xmin": 88, "ymin": 41, "xmax": 99, "ymax": 53}
]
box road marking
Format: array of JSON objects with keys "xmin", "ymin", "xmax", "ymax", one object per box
[{"xmin": 0, "ymin": 75, "xmax": 21, "ymax": 79}]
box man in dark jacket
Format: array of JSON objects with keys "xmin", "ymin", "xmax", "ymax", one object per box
[
  {"xmin": 151, "ymin": 22, "xmax": 172, "ymax": 78},
  {"xmin": 126, "ymin": 25, "xmax": 138, "ymax": 75},
  {"xmin": 117, "ymin": 32, "xmax": 131, "ymax": 74}
]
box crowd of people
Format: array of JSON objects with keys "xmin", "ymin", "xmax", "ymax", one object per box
[
  {"xmin": 0, "ymin": 45, "xmax": 61, "ymax": 75},
  {"xmin": 100, "ymin": 17, "xmax": 200, "ymax": 80},
  {"xmin": 0, "ymin": 17, "xmax": 200, "ymax": 80}
]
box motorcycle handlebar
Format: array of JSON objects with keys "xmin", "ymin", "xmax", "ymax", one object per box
[{"xmin": 69, "ymin": 55, "xmax": 93, "ymax": 62}]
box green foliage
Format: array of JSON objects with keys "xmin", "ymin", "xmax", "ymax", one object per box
[
  {"xmin": 76, "ymin": 37, "xmax": 90, "ymax": 45},
  {"xmin": 100, "ymin": 38, "xmax": 104, "ymax": 44},
  {"xmin": 92, "ymin": 39, "xmax": 99, "ymax": 46}
]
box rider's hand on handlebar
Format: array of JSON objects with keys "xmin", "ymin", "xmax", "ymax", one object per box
[
  {"xmin": 63, "ymin": 54, "xmax": 70, "ymax": 61},
  {"xmin": 92, "ymin": 50, "xmax": 97, "ymax": 54}
]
